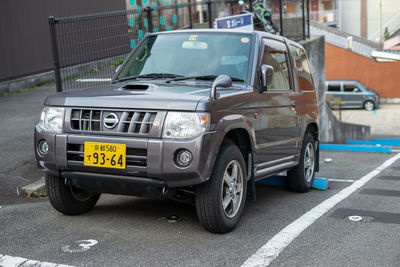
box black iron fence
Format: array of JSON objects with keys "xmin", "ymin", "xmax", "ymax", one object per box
[{"xmin": 49, "ymin": 0, "xmax": 310, "ymax": 92}]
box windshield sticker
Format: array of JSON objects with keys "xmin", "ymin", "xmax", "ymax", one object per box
[
  {"xmin": 189, "ymin": 35, "xmax": 198, "ymax": 41},
  {"xmin": 241, "ymin": 37, "xmax": 250, "ymax": 43}
]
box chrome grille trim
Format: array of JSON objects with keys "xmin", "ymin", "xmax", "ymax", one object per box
[{"xmin": 70, "ymin": 109, "xmax": 157, "ymax": 135}]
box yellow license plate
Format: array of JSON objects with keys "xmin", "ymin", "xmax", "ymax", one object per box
[{"xmin": 84, "ymin": 142, "xmax": 126, "ymax": 169}]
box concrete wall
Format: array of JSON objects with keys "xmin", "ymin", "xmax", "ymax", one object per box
[
  {"xmin": 300, "ymin": 36, "xmax": 371, "ymax": 143},
  {"xmin": 367, "ymin": 0, "xmax": 400, "ymax": 41},
  {"xmin": 340, "ymin": 0, "xmax": 361, "ymax": 37}
]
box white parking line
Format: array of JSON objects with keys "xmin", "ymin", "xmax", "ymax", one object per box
[
  {"xmin": 242, "ymin": 153, "xmax": 400, "ymax": 267},
  {"xmin": 0, "ymin": 254, "xmax": 73, "ymax": 267},
  {"xmin": 328, "ymin": 178, "xmax": 355, "ymax": 183}
]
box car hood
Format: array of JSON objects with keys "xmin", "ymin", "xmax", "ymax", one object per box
[{"xmin": 45, "ymin": 82, "xmax": 243, "ymax": 111}]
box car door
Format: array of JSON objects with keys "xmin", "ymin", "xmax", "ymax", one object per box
[
  {"xmin": 253, "ymin": 38, "xmax": 299, "ymax": 177},
  {"xmin": 342, "ymin": 82, "xmax": 363, "ymax": 108},
  {"xmin": 326, "ymin": 82, "xmax": 343, "ymax": 107}
]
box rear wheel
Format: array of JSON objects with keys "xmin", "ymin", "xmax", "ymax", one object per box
[
  {"xmin": 195, "ymin": 144, "xmax": 247, "ymax": 233},
  {"xmin": 288, "ymin": 132, "xmax": 316, "ymax": 192},
  {"xmin": 46, "ymin": 173, "xmax": 100, "ymax": 215},
  {"xmin": 364, "ymin": 100, "xmax": 375, "ymax": 111}
]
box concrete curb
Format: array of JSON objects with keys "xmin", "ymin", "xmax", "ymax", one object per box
[
  {"xmin": 21, "ymin": 176, "xmax": 46, "ymax": 197},
  {"xmin": 0, "ymin": 71, "xmax": 54, "ymax": 95}
]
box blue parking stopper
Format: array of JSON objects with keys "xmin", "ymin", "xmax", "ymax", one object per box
[
  {"xmin": 256, "ymin": 175, "xmax": 328, "ymax": 190},
  {"xmin": 256, "ymin": 175, "xmax": 287, "ymax": 187},
  {"xmin": 320, "ymin": 144, "xmax": 391, "ymax": 153},
  {"xmin": 312, "ymin": 177, "xmax": 328, "ymax": 190}
]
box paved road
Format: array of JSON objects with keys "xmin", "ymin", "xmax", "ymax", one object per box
[
  {"xmin": 1, "ymin": 149, "xmax": 399, "ymax": 266},
  {"xmin": 0, "ymin": 85, "xmax": 55, "ymax": 205}
]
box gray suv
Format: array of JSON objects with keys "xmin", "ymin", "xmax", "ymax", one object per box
[
  {"xmin": 326, "ymin": 79, "xmax": 379, "ymax": 110},
  {"xmin": 35, "ymin": 30, "xmax": 319, "ymax": 233}
]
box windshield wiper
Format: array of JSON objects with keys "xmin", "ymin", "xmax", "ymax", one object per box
[
  {"xmin": 166, "ymin": 75, "xmax": 244, "ymax": 83},
  {"xmin": 115, "ymin": 73, "xmax": 183, "ymax": 82}
]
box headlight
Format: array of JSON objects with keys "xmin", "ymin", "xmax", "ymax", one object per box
[
  {"xmin": 38, "ymin": 107, "xmax": 65, "ymax": 133},
  {"xmin": 162, "ymin": 112, "xmax": 210, "ymax": 138}
]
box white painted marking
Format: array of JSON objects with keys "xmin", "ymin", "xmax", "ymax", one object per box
[
  {"xmin": 392, "ymin": 150, "xmax": 400, "ymax": 152},
  {"xmin": 75, "ymin": 78, "xmax": 111, "ymax": 82},
  {"xmin": 348, "ymin": 215, "xmax": 363, "ymax": 222},
  {"xmin": 242, "ymin": 153, "xmax": 400, "ymax": 267},
  {"xmin": 0, "ymin": 253, "xmax": 73, "ymax": 267},
  {"xmin": 328, "ymin": 178, "xmax": 355, "ymax": 183},
  {"xmin": 324, "ymin": 158, "xmax": 333, "ymax": 163},
  {"xmin": 61, "ymin": 239, "xmax": 98, "ymax": 253}
]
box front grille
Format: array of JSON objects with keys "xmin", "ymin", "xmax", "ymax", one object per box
[
  {"xmin": 67, "ymin": 143, "xmax": 147, "ymax": 167},
  {"xmin": 70, "ymin": 109, "xmax": 157, "ymax": 135}
]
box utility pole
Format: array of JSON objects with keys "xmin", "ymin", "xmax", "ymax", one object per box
[{"xmin": 379, "ymin": 0, "xmax": 383, "ymax": 43}]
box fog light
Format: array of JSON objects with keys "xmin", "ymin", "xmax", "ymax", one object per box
[
  {"xmin": 175, "ymin": 149, "xmax": 193, "ymax": 167},
  {"xmin": 38, "ymin": 140, "xmax": 49, "ymax": 156}
]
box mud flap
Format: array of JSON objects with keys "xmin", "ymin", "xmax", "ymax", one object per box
[{"xmin": 246, "ymin": 153, "xmax": 256, "ymax": 202}]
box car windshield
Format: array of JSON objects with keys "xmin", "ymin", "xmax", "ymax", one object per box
[{"xmin": 115, "ymin": 32, "xmax": 253, "ymax": 82}]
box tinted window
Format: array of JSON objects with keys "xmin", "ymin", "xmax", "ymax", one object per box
[
  {"xmin": 262, "ymin": 39, "xmax": 291, "ymax": 90},
  {"xmin": 290, "ymin": 45, "xmax": 314, "ymax": 91},
  {"xmin": 327, "ymin": 84, "xmax": 341, "ymax": 92},
  {"xmin": 344, "ymin": 84, "xmax": 358, "ymax": 92}
]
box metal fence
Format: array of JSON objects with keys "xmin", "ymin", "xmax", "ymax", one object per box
[{"xmin": 49, "ymin": 0, "xmax": 310, "ymax": 92}]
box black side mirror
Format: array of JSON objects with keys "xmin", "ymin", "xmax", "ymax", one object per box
[
  {"xmin": 260, "ymin": 64, "xmax": 274, "ymax": 92},
  {"xmin": 210, "ymin": 75, "xmax": 232, "ymax": 99}
]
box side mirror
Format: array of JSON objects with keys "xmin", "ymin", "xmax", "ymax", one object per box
[
  {"xmin": 260, "ymin": 64, "xmax": 274, "ymax": 92},
  {"xmin": 115, "ymin": 65, "xmax": 123, "ymax": 73},
  {"xmin": 210, "ymin": 75, "xmax": 232, "ymax": 99}
]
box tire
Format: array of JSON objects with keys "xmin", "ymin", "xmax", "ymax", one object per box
[
  {"xmin": 45, "ymin": 173, "xmax": 100, "ymax": 215},
  {"xmin": 364, "ymin": 100, "xmax": 375, "ymax": 111},
  {"xmin": 287, "ymin": 132, "xmax": 316, "ymax": 193},
  {"xmin": 195, "ymin": 143, "xmax": 247, "ymax": 233}
]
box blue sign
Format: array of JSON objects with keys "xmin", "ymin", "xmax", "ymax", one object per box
[{"xmin": 215, "ymin": 13, "xmax": 253, "ymax": 31}]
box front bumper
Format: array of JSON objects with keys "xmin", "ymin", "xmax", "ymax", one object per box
[{"xmin": 34, "ymin": 125, "xmax": 222, "ymax": 189}]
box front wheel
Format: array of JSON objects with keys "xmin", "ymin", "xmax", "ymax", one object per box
[
  {"xmin": 195, "ymin": 144, "xmax": 247, "ymax": 233},
  {"xmin": 46, "ymin": 173, "xmax": 100, "ymax": 215},
  {"xmin": 287, "ymin": 132, "xmax": 316, "ymax": 193},
  {"xmin": 364, "ymin": 100, "xmax": 375, "ymax": 111}
]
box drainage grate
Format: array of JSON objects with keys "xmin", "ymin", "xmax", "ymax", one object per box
[{"xmin": 330, "ymin": 208, "xmax": 400, "ymax": 224}]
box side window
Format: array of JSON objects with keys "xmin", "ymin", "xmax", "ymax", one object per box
[
  {"xmin": 262, "ymin": 39, "xmax": 291, "ymax": 90},
  {"xmin": 290, "ymin": 45, "xmax": 314, "ymax": 91},
  {"xmin": 327, "ymin": 84, "xmax": 341, "ymax": 92},
  {"xmin": 344, "ymin": 84, "xmax": 358, "ymax": 93}
]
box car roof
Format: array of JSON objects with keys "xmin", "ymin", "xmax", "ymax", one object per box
[{"xmin": 149, "ymin": 29, "xmax": 288, "ymax": 43}]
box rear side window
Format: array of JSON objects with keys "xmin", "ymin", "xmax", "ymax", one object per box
[
  {"xmin": 290, "ymin": 45, "xmax": 314, "ymax": 91},
  {"xmin": 327, "ymin": 84, "xmax": 341, "ymax": 92},
  {"xmin": 343, "ymin": 84, "xmax": 358, "ymax": 92},
  {"xmin": 262, "ymin": 39, "xmax": 291, "ymax": 90}
]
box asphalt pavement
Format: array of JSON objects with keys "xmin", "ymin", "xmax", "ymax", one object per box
[
  {"xmin": 0, "ymin": 84, "xmax": 55, "ymax": 204},
  {"xmin": 1, "ymin": 85, "xmax": 400, "ymax": 266}
]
